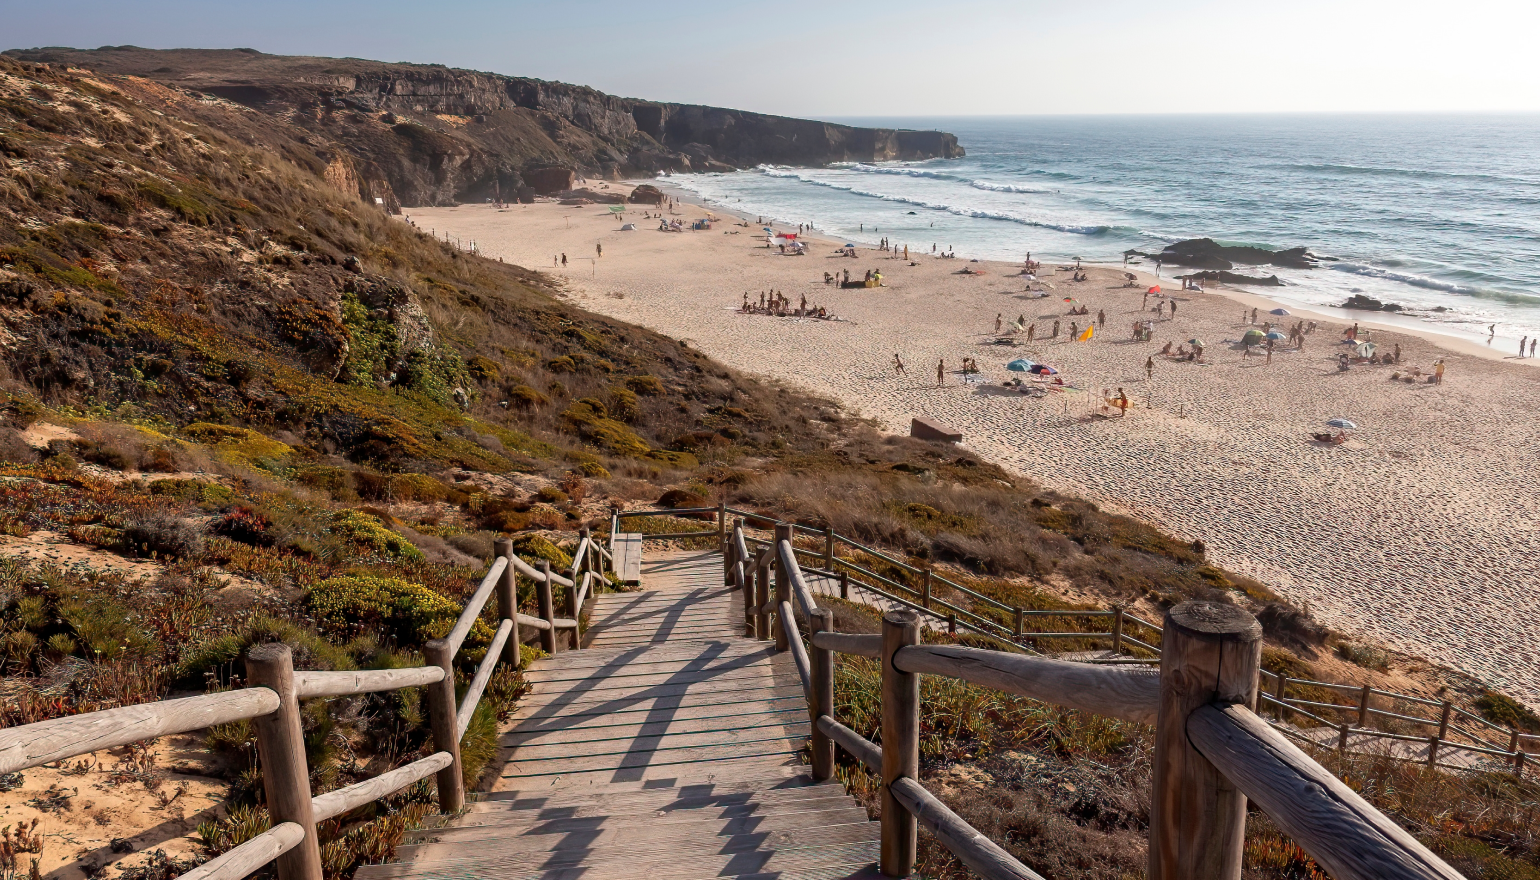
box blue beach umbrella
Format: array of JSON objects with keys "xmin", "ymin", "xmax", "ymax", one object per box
[
  {"xmin": 1270, "ymin": 308, "xmax": 1290, "ymax": 316},
  {"xmin": 1006, "ymin": 359, "xmax": 1036, "ymax": 372},
  {"xmin": 1326, "ymin": 418, "xmax": 1357, "ymax": 430},
  {"xmin": 1266, "ymin": 331, "xmax": 1287, "ymax": 341}
]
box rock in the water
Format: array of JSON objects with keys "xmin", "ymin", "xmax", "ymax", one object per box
[
  {"xmin": 1127, "ymin": 238, "xmax": 1318, "ymax": 271},
  {"xmin": 1181, "ymin": 270, "xmax": 1284, "ymax": 286},
  {"xmin": 1341, "ymin": 294, "xmax": 1403, "ymax": 312}
]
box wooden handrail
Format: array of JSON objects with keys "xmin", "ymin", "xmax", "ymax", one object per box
[
  {"xmin": 780, "ymin": 602, "xmax": 812, "ymax": 695},
  {"xmin": 617, "ymin": 506, "xmax": 719, "ymax": 517},
  {"xmin": 175, "ymin": 822, "xmax": 305, "ymax": 880},
  {"xmin": 294, "ymin": 667, "xmax": 444, "ymax": 699},
  {"xmin": 0, "ymin": 688, "xmax": 280, "ymax": 775},
  {"xmin": 311, "ymin": 752, "xmax": 453, "ymax": 821},
  {"xmin": 889, "ymin": 776, "xmax": 1046, "ymax": 880},
  {"xmin": 635, "ymin": 530, "xmax": 716, "ymax": 541},
  {"xmin": 444, "ymin": 557, "xmax": 507, "ymax": 657},
  {"xmin": 811, "ymin": 631, "xmax": 881, "ymax": 658},
  {"xmin": 893, "ymin": 645, "xmax": 1160, "ymax": 725},
  {"xmin": 778, "ymin": 539, "xmax": 820, "ymax": 618},
  {"xmin": 1189, "ymin": 703, "xmax": 1463, "ymax": 880},
  {"xmin": 508, "ymin": 553, "xmax": 574, "ymax": 587},
  {"xmin": 457, "ymin": 619, "xmax": 515, "ymax": 739},
  {"xmin": 817, "ymin": 714, "xmax": 881, "ymax": 771}
]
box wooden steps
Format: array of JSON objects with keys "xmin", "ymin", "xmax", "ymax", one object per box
[{"xmin": 359, "ymin": 549, "xmax": 878, "ymax": 880}]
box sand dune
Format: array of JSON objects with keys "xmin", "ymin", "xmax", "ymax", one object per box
[{"xmin": 409, "ymin": 198, "xmax": 1540, "ymax": 707}]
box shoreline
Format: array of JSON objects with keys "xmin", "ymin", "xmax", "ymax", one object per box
[
  {"xmin": 407, "ymin": 194, "xmax": 1540, "ymax": 709},
  {"xmin": 648, "ymin": 176, "xmax": 1540, "ymax": 370}
]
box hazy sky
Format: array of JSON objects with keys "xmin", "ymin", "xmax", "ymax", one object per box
[{"xmin": 8, "ymin": 0, "xmax": 1540, "ymax": 117}]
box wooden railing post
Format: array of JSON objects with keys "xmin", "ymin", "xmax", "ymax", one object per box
[
  {"xmin": 563, "ymin": 577, "xmax": 580, "ymax": 650},
  {"xmin": 754, "ymin": 559, "xmax": 770, "ymax": 640},
  {"xmin": 921, "ymin": 570, "xmax": 932, "ymax": 610},
  {"xmin": 537, "ymin": 560, "xmax": 557, "ymax": 654},
  {"xmin": 809, "ymin": 608, "xmax": 835, "ymax": 782},
  {"xmin": 494, "ymin": 538, "xmax": 520, "ymax": 670},
  {"xmin": 880, "ymin": 610, "xmax": 921, "ymax": 877},
  {"xmin": 1357, "ymin": 684, "xmax": 1371, "ymax": 728},
  {"xmin": 1149, "ymin": 601, "xmax": 1262, "ymax": 880},
  {"xmin": 718, "ymin": 503, "xmax": 729, "ymax": 583},
  {"xmin": 1273, "ymin": 674, "xmax": 1287, "ymax": 721},
  {"xmin": 1427, "ymin": 701, "xmax": 1452, "ymax": 767},
  {"xmin": 578, "ymin": 526, "xmax": 591, "ymax": 576},
  {"xmin": 823, "ymin": 527, "xmax": 835, "ymax": 569},
  {"xmin": 947, "ymin": 613, "xmax": 956, "ymax": 635},
  {"xmin": 422, "ymin": 639, "xmax": 466, "ymax": 812},
  {"xmin": 839, "ymin": 570, "xmax": 849, "ymax": 600},
  {"xmin": 773, "ymin": 523, "xmax": 792, "ymax": 652},
  {"xmin": 1111, "ymin": 606, "xmax": 1125, "ymax": 653},
  {"xmin": 246, "ymin": 645, "xmax": 323, "ymax": 880},
  {"xmin": 1014, "ymin": 607, "xmax": 1024, "ymax": 638}
]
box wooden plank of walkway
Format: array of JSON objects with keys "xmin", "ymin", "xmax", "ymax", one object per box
[
  {"xmin": 359, "ymin": 548, "xmax": 879, "ymax": 880},
  {"xmin": 613, "ymin": 532, "xmax": 643, "ymax": 584}
]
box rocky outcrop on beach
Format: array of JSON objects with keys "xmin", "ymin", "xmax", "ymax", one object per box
[
  {"xmin": 1128, "ymin": 238, "xmax": 1318, "ymax": 271},
  {"xmin": 1180, "ymin": 270, "xmax": 1285, "ymax": 286},
  {"xmin": 1341, "ymin": 294, "xmax": 1404, "ymax": 311},
  {"xmin": 628, "ymin": 184, "xmax": 666, "ymax": 205},
  {"xmin": 4, "ymin": 46, "xmax": 964, "ymax": 207}
]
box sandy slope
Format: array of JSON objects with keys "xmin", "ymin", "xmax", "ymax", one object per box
[{"xmin": 409, "ymin": 198, "xmax": 1540, "ymax": 707}]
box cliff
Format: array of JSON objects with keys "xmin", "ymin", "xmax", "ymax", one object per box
[{"xmin": 2, "ymin": 46, "xmax": 964, "ymax": 207}]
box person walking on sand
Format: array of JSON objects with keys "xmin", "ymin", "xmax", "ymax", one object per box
[
  {"xmin": 1434, "ymin": 359, "xmax": 1446, "ymax": 384},
  {"xmin": 937, "ymin": 359, "xmax": 945, "ymax": 386},
  {"xmin": 1097, "ymin": 309, "xmax": 1106, "ymax": 328},
  {"xmin": 1532, "ymin": 339, "xmax": 1538, "ymax": 358},
  {"xmin": 1393, "ymin": 343, "xmax": 1401, "ymax": 364},
  {"xmin": 1145, "ymin": 356, "xmax": 1154, "ymax": 379},
  {"xmin": 1266, "ymin": 339, "xmax": 1275, "ymax": 364},
  {"xmin": 1052, "ymin": 320, "xmax": 1060, "ymax": 339},
  {"xmin": 1522, "ymin": 337, "xmax": 1529, "ymax": 358},
  {"xmin": 596, "ymin": 242, "xmax": 602, "ymax": 258},
  {"xmin": 561, "ymin": 253, "xmax": 568, "ymax": 268},
  {"xmin": 1027, "ymin": 323, "xmax": 1036, "ymax": 343},
  {"xmin": 995, "ymin": 314, "xmax": 1003, "ymax": 333},
  {"xmin": 1070, "ymin": 321, "xmax": 1079, "ymax": 340},
  {"xmin": 1170, "ymin": 300, "xmax": 1177, "ymax": 319},
  {"xmin": 894, "ymin": 354, "xmax": 907, "ymax": 376},
  {"xmin": 1116, "ymin": 387, "xmax": 1129, "ymax": 417},
  {"xmin": 1250, "ymin": 307, "xmax": 1258, "ymax": 324}
]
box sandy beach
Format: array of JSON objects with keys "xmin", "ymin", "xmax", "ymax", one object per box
[{"xmin": 410, "ymin": 194, "xmax": 1540, "ymax": 706}]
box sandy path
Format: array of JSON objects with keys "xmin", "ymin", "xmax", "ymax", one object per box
[{"xmin": 409, "ymin": 199, "xmax": 1540, "ymax": 707}]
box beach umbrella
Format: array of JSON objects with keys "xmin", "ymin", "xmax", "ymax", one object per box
[
  {"xmin": 1148, "ymin": 285, "xmax": 1161, "ymax": 294},
  {"xmin": 1265, "ymin": 331, "xmax": 1287, "ymax": 341},
  {"xmin": 1270, "ymin": 308, "xmax": 1290, "ymax": 316},
  {"xmin": 1188, "ymin": 338, "xmax": 1206, "ymax": 347},
  {"xmin": 1326, "ymin": 418, "xmax": 1357, "ymax": 430},
  {"xmin": 1006, "ymin": 358, "xmax": 1035, "ymax": 372},
  {"xmin": 1242, "ymin": 329, "xmax": 1265, "ymax": 342},
  {"xmin": 844, "ymin": 243, "xmax": 857, "ymax": 248},
  {"xmin": 1063, "ymin": 297, "xmax": 1077, "ymax": 303}
]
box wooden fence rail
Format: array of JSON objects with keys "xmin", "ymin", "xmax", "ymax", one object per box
[
  {"xmin": 0, "ymin": 533, "xmax": 607, "ymax": 880},
  {"xmin": 692, "ymin": 506, "xmax": 1535, "ymax": 776},
  {"xmin": 721, "ymin": 521, "xmax": 1474, "ymax": 880}
]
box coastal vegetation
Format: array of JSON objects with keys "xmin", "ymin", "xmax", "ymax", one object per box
[{"xmin": 0, "ymin": 54, "xmax": 1534, "ymax": 880}]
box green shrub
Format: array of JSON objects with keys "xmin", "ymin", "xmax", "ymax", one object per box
[
  {"xmin": 149, "ymin": 478, "xmax": 235, "ymax": 504},
  {"xmin": 533, "ymin": 486, "xmax": 568, "ymax": 505},
  {"xmin": 175, "ymin": 613, "xmax": 356, "ymax": 683},
  {"xmin": 329, "ymin": 510, "xmax": 425, "ymax": 562},
  {"xmin": 625, "ymin": 374, "xmax": 664, "ymax": 396},
  {"xmin": 1475, "ymin": 691, "xmax": 1540, "ymax": 733},
  {"xmin": 306, "ymin": 575, "xmax": 487, "ymax": 646},
  {"xmin": 509, "ymin": 534, "xmax": 572, "ymax": 570}
]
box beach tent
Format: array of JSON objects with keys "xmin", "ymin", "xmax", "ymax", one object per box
[
  {"xmin": 1006, "ymin": 359, "xmax": 1036, "ymax": 372},
  {"xmin": 1148, "ymin": 285, "xmax": 1161, "ymax": 294},
  {"xmin": 1029, "ymin": 364, "xmax": 1058, "ymax": 375},
  {"xmin": 1355, "ymin": 341, "xmax": 1378, "ymax": 358},
  {"xmin": 1077, "ymin": 325, "xmax": 1094, "ymax": 341},
  {"xmin": 619, "ymin": 223, "xmax": 636, "ymax": 231},
  {"xmin": 1270, "ymin": 308, "xmax": 1291, "ymax": 316}
]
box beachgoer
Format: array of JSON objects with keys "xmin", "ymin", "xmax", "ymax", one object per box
[
  {"xmin": 1027, "ymin": 323, "xmax": 1036, "ymax": 342},
  {"xmin": 561, "ymin": 253, "xmax": 568, "ymax": 267},
  {"xmin": 1434, "ymin": 359, "xmax": 1445, "ymax": 384},
  {"xmin": 1116, "ymin": 388, "xmax": 1129, "ymax": 417},
  {"xmin": 1266, "ymin": 340, "xmax": 1275, "ymax": 364},
  {"xmin": 1097, "ymin": 309, "xmax": 1106, "ymax": 328},
  {"xmin": 1052, "ymin": 320, "xmax": 1060, "ymax": 338},
  {"xmin": 1144, "ymin": 292, "xmax": 1150, "ymax": 309},
  {"xmin": 1532, "ymin": 339, "xmax": 1538, "ymax": 358},
  {"xmin": 995, "ymin": 314, "xmax": 1003, "ymax": 333},
  {"xmin": 1523, "ymin": 337, "xmax": 1529, "ymax": 358},
  {"xmin": 894, "ymin": 354, "xmax": 907, "ymax": 376},
  {"xmin": 1161, "ymin": 341, "xmax": 1173, "ymax": 355},
  {"xmin": 1251, "ymin": 308, "xmax": 1258, "ymax": 324},
  {"xmin": 1393, "ymin": 343, "xmax": 1402, "ymax": 364},
  {"xmin": 596, "ymin": 243, "xmax": 602, "ymax": 258},
  {"xmin": 1170, "ymin": 301, "xmax": 1177, "ymax": 319},
  {"xmin": 1145, "ymin": 357, "xmax": 1154, "ymax": 379},
  {"xmin": 1070, "ymin": 321, "xmax": 1079, "ymax": 340},
  {"xmin": 937, "ymin": 360, "xmax": 945, "ymax": 386}
]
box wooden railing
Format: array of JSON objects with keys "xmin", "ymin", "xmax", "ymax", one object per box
[
  {"xmin": 724, "ymin": 521, "xmax": 1473, "ymax": 880},
  {"xmin": 0, "ymin": 535, "xmax": 604, "ymax": 880},
  {"xmin": 618, "ymin": 504, "xmax": 1535, "ymax": 778}
]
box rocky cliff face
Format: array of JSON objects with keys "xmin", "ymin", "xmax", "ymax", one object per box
[{"xmin": 4, "ymin": 47, "xmax": 963, "ymax": 207}]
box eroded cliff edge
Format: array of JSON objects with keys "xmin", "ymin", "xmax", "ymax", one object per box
[{"xmin": 5, "ymin": 46, "xmax": 963, "ymax": 207}]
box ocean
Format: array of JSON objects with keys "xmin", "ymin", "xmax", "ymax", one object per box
[{"xmin": 662, "ymin": 114, "xmax": 1540, "ymax": 346}]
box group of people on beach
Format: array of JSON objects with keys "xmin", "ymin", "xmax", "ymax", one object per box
[{"xmin": 741, "ymin": 290, "xmax": 830, "ymax": 319}]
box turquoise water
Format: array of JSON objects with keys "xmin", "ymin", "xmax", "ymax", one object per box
[{"xmin": 664, "ymin": 114, "xmax": 1540, "ymax": 342}]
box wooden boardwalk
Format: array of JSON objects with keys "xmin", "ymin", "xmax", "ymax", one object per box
[{"xmin": 360, "ymin": 550, "xmax": 880, "ymax": 880}]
